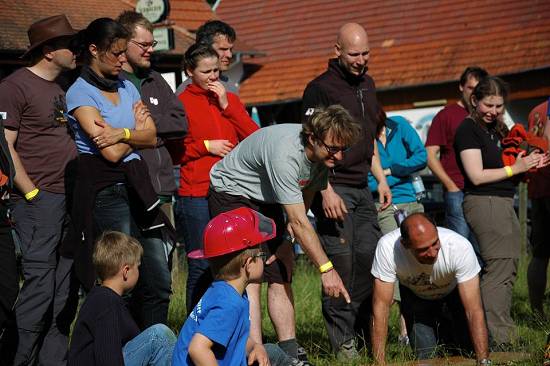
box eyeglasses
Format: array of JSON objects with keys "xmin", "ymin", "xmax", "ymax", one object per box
[
  {"xmin": 251, "ymin": 252, "xmax": 267, "ymax": 262},
  {"xmin": 130, "ymin": 39, "xmax": 158, "ymax": 51},
  {"xmin": 315, "ymin": 135, "xmax": 349, "ymax": 155}
]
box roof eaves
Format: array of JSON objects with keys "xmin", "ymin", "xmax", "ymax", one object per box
[{"xmin": 377, "ymin": 65, "xmax": 550, "ymax": 92}]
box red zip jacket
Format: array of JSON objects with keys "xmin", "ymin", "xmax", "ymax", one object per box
[{"xmin": 176, "ymin": 83, "xmax": 259, "ymax": 196}]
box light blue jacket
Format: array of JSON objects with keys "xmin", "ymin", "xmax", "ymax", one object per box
[{"xmin": 368, "ymin": 115, "xmax": 427, "ymax": 203}]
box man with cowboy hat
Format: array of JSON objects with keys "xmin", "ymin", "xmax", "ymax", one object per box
[{"xmin": 0, "ymin": 14, "xmax": 78, "ymax": 365}]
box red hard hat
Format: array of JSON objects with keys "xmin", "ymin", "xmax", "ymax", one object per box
[{"xmin": 188, "ymin": 207, "xmax": 276, "ymax": 259}]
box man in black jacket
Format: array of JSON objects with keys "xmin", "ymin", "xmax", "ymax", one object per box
[
  {"xmin": 301, "ymin": 22, "xmax": 391, "ymax": 360},
  {"xmin": 117, "ymin": 11, "xmax": 188, "ymax": 327}
]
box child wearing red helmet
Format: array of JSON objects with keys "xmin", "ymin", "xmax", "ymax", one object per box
[{"xmin": 172, "ymin": 207, "xmax": 293, "ymax": 366}]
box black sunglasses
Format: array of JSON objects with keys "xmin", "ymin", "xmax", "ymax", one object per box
[
  {"xmin": 251, "ymin": 252, "xmax": 267, "ymax": 262},
  {"xmin": 315, "ymin": 135, "xmax": 349, "ymax": 155}
]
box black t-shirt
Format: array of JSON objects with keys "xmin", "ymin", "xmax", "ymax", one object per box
[
  {"xmin": 68, "ymin": 286, "xmax": 139, "ymax": 366},
  {"xmin": 453, "ymin": 118, "xmax": 516, "ymax": 197}
]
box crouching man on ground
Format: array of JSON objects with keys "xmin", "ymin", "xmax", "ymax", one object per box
[{"xmin": 371, "ymin": 213, "xmax": 490, "ymax": 365}]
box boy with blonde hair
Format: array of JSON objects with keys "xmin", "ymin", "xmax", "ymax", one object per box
[
  {"xmin": 172, "ymin": 207, "xmax": 294, "ymax": 366},
  {"xmin": 69, "ymin": 231, "xmax": 176, "ymax": 366}
]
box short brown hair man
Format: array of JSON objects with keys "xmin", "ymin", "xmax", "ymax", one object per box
[{"xmin": 208, "ymin": 105, "xmax": 360, "ymax": 362}]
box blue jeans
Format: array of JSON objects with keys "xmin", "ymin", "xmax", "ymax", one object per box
[
  {"xmin": 174, "ymin": 196, "xmax": 212, "ymax": 315},
  {"xmin": 400, "ymin": 285, "xmax": 472, "ymax": 359},
  {"xmin": 94, "ymin": 184, "xmax": 136, "ymax": 236},
  {"xmin": 95, "ymin": 185, "xmax": 172, "ymax": 327},
  {"xmin": 123, "ymin": 324, "xmax": 176, "ymax": 365},
  {"xmin": 444, "ymin": 191, "xmax": 483, "ymax": 266},
  {"xmin": 134, "ymin": 232, "xmax": 173, "ymax": 327}
]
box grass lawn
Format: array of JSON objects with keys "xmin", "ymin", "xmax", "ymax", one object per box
[{"xmin": 168, "ymin": 253, "xmax": 549, "ymax": 365}]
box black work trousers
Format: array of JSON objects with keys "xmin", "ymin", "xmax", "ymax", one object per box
[{"xmin": 311, "ymin": 185, "xmax": 381, "ymax": 351}]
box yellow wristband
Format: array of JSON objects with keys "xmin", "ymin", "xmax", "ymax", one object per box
[
  {"xmin": 319, "ymin": 261, "xmax": 334, "ymax": 273},
  {"xmin": 204, "ymin": 140, "xmax": 210, "ymax": 152},
  {"xmin": 504, "ymin": 166, "xmax": 514, "ymax": 178},
  {"xmin": 25, "ymin": 188, "xmax": 39, "ymax": 201},
  {"xmin": 123, "ymin": 128, "xmax": 131, "ymax": 141}
]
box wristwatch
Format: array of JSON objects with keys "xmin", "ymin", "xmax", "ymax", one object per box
[{"xmin": 477, "ymin": 359, "xmax": 492, "ymax": 365}]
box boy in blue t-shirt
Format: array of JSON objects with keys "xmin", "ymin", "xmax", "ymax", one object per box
[{"xmin": 172, "ymin": 207, "xmax": 276, "ymax": 366}]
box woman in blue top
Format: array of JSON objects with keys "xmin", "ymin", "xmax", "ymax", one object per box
[
  {"xmin": 67, "ymin": 17, "xmax": 156, "ymax": 164},
  {"xmin": 66, "ymin": 17, "xmax": 157, "ymax": 234},
  {"xmin": 368, "ymin": 108, "xmax": 427, "ymax": 234},
  {"xmin": 65, "ymin": 19, "xmax": 161, "ymax": 317}
]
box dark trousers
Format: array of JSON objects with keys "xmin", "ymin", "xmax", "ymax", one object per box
[
  {"xmin": 311, "ymin": 185, "xmax": 381, "ymax": 351},
  {"xmin": 400, "ymin": 285, "xmax": 472, "ymax": 359},
  {"xmin": 94, "ymin": 185, "xmax": 172, "ymax": 328},
  {"xmin": 208, "ymin": 189, "xmax": 290, "ymax": 284},
  {"xmin": 7, "ymin": 192, "xmax": 74, "ymax": 366},
  {"xmin": 0, "ymin": 200, "xmax": 18, "ymax": 345}
]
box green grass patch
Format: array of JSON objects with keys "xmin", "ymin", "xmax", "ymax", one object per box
[{"xmin": 168, "ymin": 253, "xmax": 549, "ymax": 365}]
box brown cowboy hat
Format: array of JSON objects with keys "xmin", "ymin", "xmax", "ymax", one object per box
[{"xmin": 21, "ymin": 14, "xmax": 77, "ymax": 58}]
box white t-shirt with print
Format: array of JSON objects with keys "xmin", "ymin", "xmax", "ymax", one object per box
[{"xmin": 371, "ymin": 227, "xmax": 480, "ymax": 300}]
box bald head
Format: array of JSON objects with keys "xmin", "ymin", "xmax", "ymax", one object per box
[
  {"xmin": 337, "ymin": 23, "xmax": 368, "ymax": 47},
  {"xmin": 400, "ymin": 213, "xmax": 440, "ymax": 264},
  {"xmin": 335, "ymin": 23, "xmax": 370, "ymax": 76}
]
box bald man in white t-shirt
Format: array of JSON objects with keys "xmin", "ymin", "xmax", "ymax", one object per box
[{"xmin": 370, "ymin": 213, "xmax": 490, "ymax": 365}]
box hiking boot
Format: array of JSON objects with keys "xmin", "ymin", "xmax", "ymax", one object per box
[
  {"xmin": 398, "ymin": 334, "xmax": 410, "ymax": 346},
  {"xmin": 289, "ymin": 357, "xmax": 313, "ymax": 366},
  {"xmin": 336, "ymin": 339, "xmax": 360, "ymax": 362},
  {"xmin": 296, "ymin": 345, "xmax": 309, "ymax": 362},
  {"xmin": 543, "ymin": 333, "xmax": 550, "ymax": 366}
]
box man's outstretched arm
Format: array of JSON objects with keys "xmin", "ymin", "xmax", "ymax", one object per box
[
  {"xmin": 371, "ymin": 278, "xmax": 394, "ymax": 365},
  {"xmin": 283, "ymin": 202, "xmax": 350, "ymax": 303}
]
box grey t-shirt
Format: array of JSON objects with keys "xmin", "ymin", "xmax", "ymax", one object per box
[{"xmin": 210, "ymin": 123, "xmax": 328, "ymax": 204}]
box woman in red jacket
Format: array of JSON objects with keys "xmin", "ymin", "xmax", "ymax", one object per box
[{"xmin": 175, "ymin": 43, "xmax": 259, "ymax": 314}]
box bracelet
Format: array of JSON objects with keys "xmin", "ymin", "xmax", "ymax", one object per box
[
  {"xmin": 319, "ymin": 261, "xmax": 334, "ymax": 273},
  {"xmin": 504, "ymin": 165, "xmax": 513, "ymax": 178},
  {"xmin": 204, "ymin": 140, "xmax": 210, "ymax": 152},
  {"xmin": 123, "ymin": 128, "xmax": 131, "ymax": 141},
  {"xmin": 25, "ymin": 188, "xmax": 39, "ymax": 201}
]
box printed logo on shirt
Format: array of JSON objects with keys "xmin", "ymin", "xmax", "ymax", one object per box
[
  {"xmin": 149, "ymin": 97, "xmax": 159, "ymax": 106},
  {"xmin": 305, "ymin": 108, "xmax": 315, "ymax": 116},
  {"xmin": 52, "ymin": 95, "xmax": 68, "ymax": 126},
  {"xmin": 190, "ymin": 298, "xmax": 202, "ymax": 322}
]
